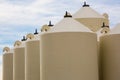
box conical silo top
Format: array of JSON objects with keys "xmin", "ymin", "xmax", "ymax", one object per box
[
  {"xmin": 49, "ymin": 11, "xmax": 91, "ymax": 32},
  {"xmin": 110, "ymin": 23, "xmax": 120, "ymax": 34},
  {"xmin": 73, "ymin": 2, "xmax": 105, "ymax": 18}
]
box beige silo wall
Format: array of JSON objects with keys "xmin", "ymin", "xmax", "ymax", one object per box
[
  {"xmin": 13, "ymin": 47, "xmax": 25, "ymax": 80},
  {"xmin": 25, "ymin": 40, "xmax": 40, "ymax": 80},
  {"xmin": 98, "ymin": 41, "xmax": 102, "ymax": 80},
  {"xmin": 3, "ymin": 53, "xmax": 13, "ymax": 80},
  {"xmin": 100, "ymin": 34, "xmax": 120, "ymax": 80},
  {"xmin": 75, "ymin": 18, "xmax": 109, "ymax": 32},
  {"xmin": 41, "ymin": 32, "xmax": 98, "ymax": 80}
]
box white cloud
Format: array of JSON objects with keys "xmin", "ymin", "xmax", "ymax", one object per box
[
  {"xmin": 0, "ymin": 0, "xmax": 56, "ymax": 25},
  {"xmin": 0, "ymin": 0, "xmax": 119, "ymax": 26}
]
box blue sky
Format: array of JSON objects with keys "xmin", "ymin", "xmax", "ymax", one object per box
[{"xmin": 0, "ymin": 0, "xmax": 120, "ymax": 79}]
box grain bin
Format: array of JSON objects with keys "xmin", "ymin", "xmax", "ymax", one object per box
[
  {"xmin": 13, "ymin": 40, "xmax": 25, "ymax": 80},
  {"xmin": 97, "ymin": 23, "xmax": 110, "ymax": 80},
  {"xmin": 100, "ymin": 23, "xmax": 120, "ymax": 80},
  {"xmin": 3, "ymin": 47, "xmax": 13, "ymax": 80},
  {"xmin": 41, "ymin": 12, "xmax": 98, "ymax": 80},
  {"xmin": 25, "ymin": 33, "xmax": 40, "ymax": 80},
  {"xmin": 73, "ymin": 2, "xmax": 109, "ymax": 32}
]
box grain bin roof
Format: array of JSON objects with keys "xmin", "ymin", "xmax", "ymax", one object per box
[
  {"xmin": 49, "ymin": 17, "xmax": 92, "ymax": 32},
  {"xmin": 73, "ymin": 6, "xmax": 105, "ymax": 18}
]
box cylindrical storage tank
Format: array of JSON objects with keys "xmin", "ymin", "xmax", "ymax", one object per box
[
  {"xmin": 13, "ymin": 40, "xmax": 25, "ymax": 80},
  {"xmin": 100, "ymin": 23, "xmax": 120, "ymax": 80},
  {"xmin": 3, "ymin": 47, "xmax": 13, "ymax": 80},
  {"xmin": 25, "ymin": 33, "xmax": 40, "ymax": 80},
  {"xmin": 97, "ymin": 26, "xmax": 110, "ymax": 80},
  {"xmin": 41, "ymin": 13, "xmax": 98, "ymax": 80}
]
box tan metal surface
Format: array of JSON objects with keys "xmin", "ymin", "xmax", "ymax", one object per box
[
  {"xmin": 13, "ymin": 47, "xmax": 25, "ymax": 80},
  {"xmin": 100, "ymin": 34, "xmax": 120, "ymax": 80},
  {"xmin": 25, "ymin": 40, "xmax": 40, "ymax": 80},
  {"xmin": 41, "ymin": 32, "xmax": 98, "ymax": 80},
  {"xmin": 75, "ymin": 18, "xmax": 109, "ymax": 32},
  {"xmin": 3, "ymin": 53, "xmax": 13, "ymax": 80}
]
